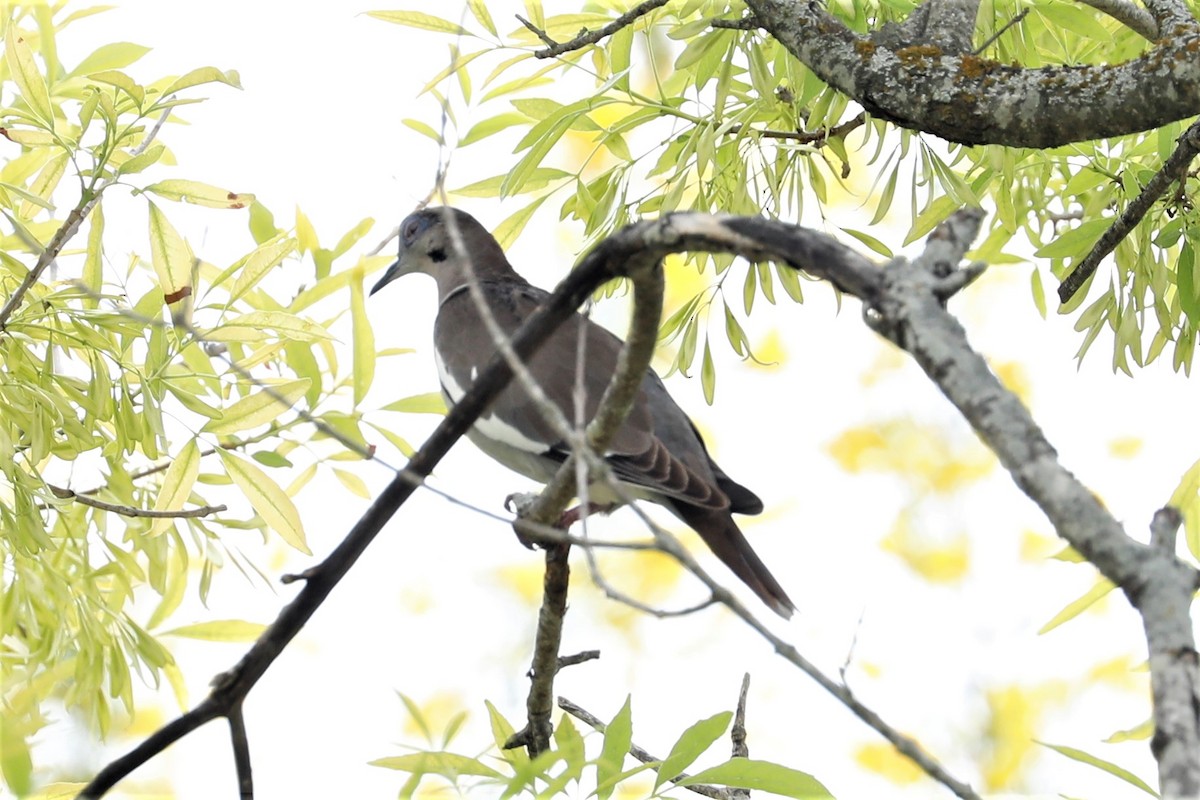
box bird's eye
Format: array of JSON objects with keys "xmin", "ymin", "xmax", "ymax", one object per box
[{"xmin": 402, "ymin": 217, "xmax": 421, "ymax": 244}]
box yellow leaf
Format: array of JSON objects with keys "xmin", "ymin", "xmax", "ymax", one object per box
[
  {"xmin": 149, "ymin": 438, "xmax": 201, "ymax": 536},
  {"xmin": 294, "ymin": 206, "xmax": 319, "ymax": 253},
  {"xmin": 202, "ymin": 379, "xmax": 310, "ymax": 435},
  {"xmin": 1108, "ymin": 436, "xmax": 1142, "ymax": 459},
  {"xmin": 144, "ymin": 179, "xmax": 253, "ymax": 209},
  {"xmin": 6, "ymin": 27, "xmax": 54, "ymax": 126},
  {"xmin": 147, "ymin": 200, "xmax": 194, "ymax": 306},
  {"xmin": 983, "ymin": 685, "xmax": 1045, "ymax": 790},
  {"xmin": 161, "ymin": 619, "xmax": 267, "ymax": 642},
  {"xmin": 854, "ymin": 742, "xmax": 925, "ymax": 785},
  {"xmin": 217, "ymin": 449, "xmax": 309, "ymax": 553},
  {"xmin": 1039, "ymin": 578, "xmax": 1115, "ymax": 634},
  {"xmin": 991, "ymin": 360, "xmax": 1031, "ymax": 404},
  {"xmin": 880, "ymin": 510, "xmax": 970, "ymax": 583}
]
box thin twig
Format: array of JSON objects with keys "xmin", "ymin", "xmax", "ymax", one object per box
[
  {"xmin": 972, "ymin": 8, "xmax": 1029, "ymax": 55},
  {"xmin": 47, "ymin": 485, "xmax": 226, "ymax": 518},
  {"xmin": 1058, "ymin": 118, "xmax": 1200, "ymax": 303},
  {"xmin": 520, "ymin": 0, "xmax": 670, "ymax": 59},
  {"xmin": 0, "ymin": 101, "xmax": 175, "ymax": 331},
  {"xmin": 228, "ymin": 704, "xmax": 253, "ymax": 799},
  {"xmin": 1073, "ymin": 0, "xmax": 1158, "ymax": 39}
]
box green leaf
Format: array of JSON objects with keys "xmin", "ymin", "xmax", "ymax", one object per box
[
  {"xmin": 367, "ymin": 10, "xmax": 472, "ymax": 36},
  {"xmin": 147, "ymin": 201, "xmax": 194, "ymax": 306},
  {"xmin": 351, "ymin": 266, "xmax": 375, "ymax": 407},
  {"xmin": 1035, "ymin": 218, "xmax": 1111, "ymax": 259},
  {"xmin": 459, "ymin": 112, "xmax": 530, "ymax": 147},
  {"xmin": 700, "ymin": 338, "xmax": 716, "ymax": 404},
  {"xmin": 225, "ymin": 235, "xmax": 297, "ymax": 303},
  {"xmin": 596, "ymin": 697, "xmax": 633, "ymax": 800},
  {"xmin": 161, "ymin": 619, "xmax": 267, "ymax": 642},
  {"xmin": 369, "ymin": 751, "xmax": 503, "ymax": 779},
  {"xmin": 656, "ymin": 711, "xmax": 731, "ymax": 789},
  {"xmin": 68, "ymin": 42, "xmax": 150, "ymax": 77},
  {"xmin": 6, "ymin": 27, "xmax": 54, "ymax": 127},
  {"xmin": 1039, "ymin": 743, "xmax": 1157, "ymax": 797},
  {"xmin": 841, "ymin": 227, "xmax": 893, "ymax": 259},
  {"xmin": 1031, "ymin": 268, "xmax": 1048, "ymax": 319},
  {"xmin": 494, "ymin": 194, "xmax": 549, "ymax": 249},
  {"xmin": 205, "ymin": 310, "xmax": 332, "ymax": 342},
  {"xmin": 87, "ymin": 69, "xmax": 144, "ymax": 107},
  {"xmin": 454, "ymin": 168, "xmax": 569, "ymax": 198},
  {"xmin": 383, "ymin": 392, "xmax": 446, "ymax": 415},
  {"xmin": 149, "ymin": 438, "xmax": 201, "ymax": 536},
  {"xmin": 202, "ymin": 379, "xmax": 310, "ymax": 435},
  {"xmin": 161, "ymin": 66, "xmax": 242, "ymax": 96},
  {"xmin": 217, "ymin": 449, "xmax": 309, "ymax": 554},
  {"xmin": 402, "ymin": 117, "xmax": 443, "ymax": 142},
  {"xmin": 486, "ymin": 700, "xmax": 529, "ymax": 769},
  {"xmin": 680, "ymin": 758, "xmax": 834, "ymax": 799},
  {"xmin": 144, "ymin": 179, "xmax": 253, "ymax": 209},
  {"xmin": 117, "ymin": 143, "xmax": 166, "ymax": 176},
  {"xmin": 467, "ymin": 0, "xmax": 497, "ymax": 35}
]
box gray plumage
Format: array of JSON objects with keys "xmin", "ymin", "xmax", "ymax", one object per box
[{"xmin": 371, "ymin": 207, "xmax": 795, "ymax": 618}]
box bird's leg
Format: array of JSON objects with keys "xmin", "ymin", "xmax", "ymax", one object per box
[{"xmin": 557, "ymin": 502, "xmax": 617, "ymax": 529}]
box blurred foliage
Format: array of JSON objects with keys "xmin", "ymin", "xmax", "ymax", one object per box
[{"xmin": 0, "ymin": 6, "xmax": 423, "ymax": 792}]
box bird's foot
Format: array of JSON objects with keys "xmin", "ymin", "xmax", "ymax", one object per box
[{"xmin": 558, "ymin": 502, "xmax": 617, "ymax": 529}]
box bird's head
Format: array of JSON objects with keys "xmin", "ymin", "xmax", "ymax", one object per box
[{"xmin": 370, "ymin": 206, "xmax": 511, "ymax": 299}]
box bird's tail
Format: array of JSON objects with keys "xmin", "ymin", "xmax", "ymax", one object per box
[{"xmin": 671, "ymin": 503, "xmax": 796, "ymax": 619}]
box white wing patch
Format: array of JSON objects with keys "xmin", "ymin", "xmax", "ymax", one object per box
[{"xmin": 434, "ymin": 347, "xmax": 548, "ymax": 454}]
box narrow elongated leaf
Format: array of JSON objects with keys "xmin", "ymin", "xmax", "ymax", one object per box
[
  {"xmin": 225, "ymin": 234, "xmax": 297, "ymax": 302},
  {"xmin": 597, "ymin": 697, "xmax": 633, "ymax": 800},
  {"xmin": 1038, "ymin": 578, "xmax": 1115, "ymax": 634},
  {"xmin": 656, "ymin": 711, "xmax": 731, "ymax": 789},
  {"xmin": 217, "ymin": 449, "xmax": 309, "ymax": 553},
  {"xmin": 150, "ymin": 438, "xmax": 201, "ymax": 536},
  {"xmin": 6, "ymin": 27, "xmax": 54, "ymax": 126},
  {"xmin": 367, "ymin": 10, "xmax": 471, "ymax": 35},
  {"xmin": 383, "ymin": 392, "xmax": 446, "ymax": 415},
  {"xmin": 1039, "ymin": 743, "xmax": 1157, "ymax": 796},
  {"xmin": 144, "ymin": 179, "xmax": 253, "ymax": 209},
  {"xmin": 147, "ymin": 201, "xmax": 194, "ymax": 306},
  {"xmin": 681, "ymin": 758, "xmax": 834, "ymax": 799},
  {"xmin": 202, "ymin": 379, "xmax": 310, "ymax": 435},
  {"xmin": 351, "ymin": 266, "xmax": 375, "ymax": 406},
  {"xmin": 162, "ymin": 619, "xmax": 267, "ymax": 642},
  {"xmin": 369, "ymin": 752, "xmax": 503, "ymax": 778},
  {"xmin": 205, "ymin": 310, "xmax": 332, "ymax": 342}
]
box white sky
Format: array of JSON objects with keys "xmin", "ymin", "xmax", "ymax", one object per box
[{"xmin": 24, "ymin": 2, "xmax": 1198, "ymax": 799}]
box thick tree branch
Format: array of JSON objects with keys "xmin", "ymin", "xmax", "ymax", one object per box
[
  {"xmin": 872, "ymin": 0, "xmax": 983, "ymax": 54},
  {"xmin": 745, "ymin": 0, "xmax": 1200, "ymax": 147},
  {"xmin": 1058, "ymin": 117, "xmax": 1200, "ymax": 303}
]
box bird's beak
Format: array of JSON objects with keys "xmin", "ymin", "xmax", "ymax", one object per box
[{"xmin": 370, "ymin": 258, "xmax": 407, "ymax": 296}]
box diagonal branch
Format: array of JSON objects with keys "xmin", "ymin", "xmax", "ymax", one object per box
[
  {"xmin": 1075, "ymin": 0, "xmax": 1158, "ymax": 39},
  {"xmin": 519, "ymin": 0, "xmax": 669, "ymax": 59},
  {"xmin": 1058, "ymin": 117, "xmax": 1200, "ymax": 303}
]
